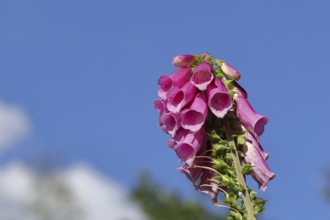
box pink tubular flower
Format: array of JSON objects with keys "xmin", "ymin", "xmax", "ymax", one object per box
[
  {"xmin": 245, "ymin": 132, "xmax": 269, "ymax": 160},
  {"xmin": 177, "ymin": 163, "xmax": 203, "ymax": 186},
  {"xmin": 207, "ymin": 78, "xmax": 232, "ymax": 118},
  {"xmin": 244, "ymin": 140, "xmax": 275, "ymax": 191},
  {"xmin": 232, "ymin": 81, "xmax": 248, "ymax": 98},
  {"xmin": 170, "ymin": 68, "xmax": 192, "ymax": 87},
  {"xmin": 159, "ymin": 111, "xmax": 180, "ymax": 137},
  {"xmin": 153, "ymin": 99, "xmax": 165, "ymax": 113},
  {"xmin": 201, "ymin": 53, "xmax": 212, "ymax": 61},
  {"xmin": 167, "ymin": 128, "xmax": 189, "ymax": 149},
  {"xmin": 235, "ymin": 95, "xmax": 268, "ymax": 137},
  {"xmin": 157, "ymin": 68, "xmax": 191, "ymax": 99},
  {"xmin": 197, "ymin": 169, "xmax": 219, "ymax": 204},
  {"xmin": 172, "ymin": 55, "xmax": 195, "ymax": 67},
  {"xmin": 221, "ymin": 62, "xmax": 240, "ymax": 80},
  {"xmin": 174, "ymin": 131, "xmax": 204, "ymax": 166},
  {"xmin": 166, "ymin": 81, "xmax": 196, "ymax": 113},
  {"xmin": 190, "ymin": 62, "xmax": 214, "ymax": 91},
  {"xmin": 181, "ymin": 93, "xmax": 208, "ymax": 132},
  {"xmin": 178, "ymin": 159, "xmax": 219, "ymax": 204},
  {"xmin": 157, "ymin": 75, "xmax": 172, "ymax": 99}
]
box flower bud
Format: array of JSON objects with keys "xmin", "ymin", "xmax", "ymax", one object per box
[
  {"xmin": 221, "ymin": 62, "xmax": 241, "ymax": 80},
  {"xmin": 201, "ymin": 53, "xmax": 212, "ymax": 62},
  {"xmin": 172, "ymin": 55, "xmax": 195, "ymax": 67}
]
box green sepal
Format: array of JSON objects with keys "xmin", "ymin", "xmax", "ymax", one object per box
[
  {"xmin": 235, "ymin": 133, "xmax": 247, "ymax": 145},
  {"xmin": 213, "ymin": 59, "xmax": 223, "ymax": 67},
  {"xmin": 227, "ymin": 211, "xmax": 243, "ymax": 220},
  {"xmin": 242, "ymin": 163, "xmax": 254, "ymax": 175}
]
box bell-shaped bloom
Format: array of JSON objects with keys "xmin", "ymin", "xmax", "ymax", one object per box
[
  {"xmin": 166, "ymin": 81, "xmax": 196, "ymax": 113},
  {"xmin": 153, "ymin": 99, "xmax": 165, "ymax": 113},
  {"xmin": 172, "ymin": 55, "xmax": 195, "ymax": 67},
  {"xmin": 197, "ymin": 169, "xmax": 219, "ymax": 205},
  {"xmin": 232, "ymin": 81, "xmax": 248, "ymax": 98},
  {"xmin": 201, "ymin": 53, "xmax": 212, "ymax": 61},
  {"xmin": 207, "ymin": 78, "xmax": 232, "ymax": 118},
  {"xmin": 181, "ymin": 93, "xmax": 208, "ymax": 132},
  {"xmin": 158, "ymin": 75, "xmax": 172, "ymax": 99},
  {"xmin": 177, "ymin": 163, "xmax": 203, "ymax": 185},
  {"xmin": 244, "ymin": 141, "xmax": 275, "ymax": 191},
  {"xmin": 190, "ymin": 62, "xmax": 214, "ymax": 91},
  {"xmin": 235, "ymin": 95, "xmax": 268, "ymax": 137},
  {"xmin": 221, "ymin": 62, "xmax": 240, "ymax": 80},
  {"xmin": 245, "ymin": 132, "xmax": 269, "ymax": 160},
  {"xmin": 159, "ymin": 111, "xmax": 180, "ymax": 137},
  {"xmin": 174, "ymin": 131, "xmax": 204, "ymax": 166},
  {"xmin": 157, "ymin": 68, "xmax": 191, "ymax": 99},
  {"xmin": 178, "ymin": 158, "xmax": 219, "ymax": 204},
  {"xmin": 167, "ymin": 128, "xmax": 189, "ymax": 149},
  {"xmin": 170, "ymin": 67, "xmax": 192, "ymax": 87}
]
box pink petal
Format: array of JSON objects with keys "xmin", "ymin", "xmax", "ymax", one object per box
[
  {"xmin": 172, "ymin": 55, "xmax": 195, "ymax": 67},
  {"xmin": 245, "ymin": 132, "xmax": 269, "ymax": 160},
  {"xmin": 159, "ymin": 111, "xmax": 180, "ymax": 137},
  {"xmin": 177, "ymin": 163, "xmax": 203, "ymax": 184},
  {"xmin": 153, "ymin": 99, "xmax": 165, "ymax": 113},
  {"xmin": 232, "ymin": 81, "xmax": 248, "ymax": 98},
  {"xmin": 181, "ymin": 93, "xmax": 208, "ymax": 132},
  {"xmin": 190, "ymin": 62, "xmax": 214, "ymax": 91},
  {"xmin": 207, "ymin": 78, "xmax": 232, "ymax": 118},
  {"xmin": 157, "ymin": 68, "xmax": 191, "ymax": 100},
  {"xmin": 178, "ymin": 158, "xmax": 219, "ymax": 204},
  {"xmin": 244, "ymin": 141, "xmax": 275, "ymax": 191},
  {"xmin": 157, "ymin": 75, "xmax": 172, "ymax": 99},
  {"xmin": 170, "ymin": 67, "xmax": 191, "ymax": 88},
  {"xmin": 166, "ymin": 82, "xmax": 196, "ymax": 113},
  {"xmin": 235, "ymin": 95, "xmax": 268, "ymax": 137},
  {"xmin": 197, "ymin": 169, "xmax": 219, "ymax": 204},
  {"xmin": 174, "ymin": 132, "xmax": 204, "ymax": 166},
  {"xmin": 221, "ymin": 62, "xmax": 240, "ymax": 80}
]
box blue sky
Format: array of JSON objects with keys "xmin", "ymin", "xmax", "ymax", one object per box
[{"xmin": 1, "ymin": 0, "xmax": 330, "ymax": 219}]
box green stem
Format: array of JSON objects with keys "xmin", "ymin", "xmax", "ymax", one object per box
[{"xmin": 224, "ymin": 118, "xmax": 256, "ymax": 220}]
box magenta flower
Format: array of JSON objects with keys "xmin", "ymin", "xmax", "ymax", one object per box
[
  {"xmin": 173, "ymin": 131, "xmax": 204, "ymax": 166},
  {"xmin": 221, "ymin": 62, "xmax": 241, "ymax": 80},
  {"xmin": 190, "ymin": 62, "xmax": 214, "ymax": 91},
  {"xmin": 172, "ymin": 55, "xmax": 195, "ymax": 67},
  {"xmin": 201, "ymin": 53, "xmax": 212, "ymax": 61},
  {"xmin": 197, "ymin": 169, "xmax": 219, "ymax": 204},
  {"xmin": 153, "ymin": 99, "xmax": 165, "ymax": 113},
  {"xmin": 157, "ymin": 75, "xmax": 172, "ymax": 100},
  {"xmin": 157, "ymin": 68, "xmax": 191, "ymax": 99},
  {"xmin": 181, "ymin": 93, "xmax": 208, "ymax": 132},
  {"xmin": 155, "ymin": 53, "xmax": 275, "ymax": 216},
  {"xmin": 167, "ymin": 128, "xmax": 189, "ymax": 149},
  {"xmin": 166, "ymin": 81, "xmax": 196, "ymax": 113},
  {"xmin": 170, "ymin": 67, "xmax": 192, "ymax": 87},
  {"xmin": 245, "ymin": 132, "xmax": 269, "ymax": 160},
  {"xmin": 233, "ymin": 81, "xmax": 248, "ymax": 98},
  {"xmin": 178, "ymin": 159, "xmax": 219, "ymax": 204},
  {"xmin": 207, "ymin": 78, "xmax": 232, "ymax": 118},
  {"xmin": 159, "ymin": 111, "xmax": 180, "ymax": 137},
  {"xmin": 177, "ymin": 163, "xmax": 203, "ymax": 186},
  {"xmin": 235, "ymin": 95, "xmax": 268, "ymax": 137},
  {"xmin": 244, "ymin": 140, "xmax": 275, "ymax": 191}
]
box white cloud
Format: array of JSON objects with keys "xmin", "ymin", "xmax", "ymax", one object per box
[
  {"xmin": 0, "ymin": 162, "xmax": 148, "ymax": 220},
  {"xmin": 0, "ymin": 101, "xmax": 31, "ymax": 150}
]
